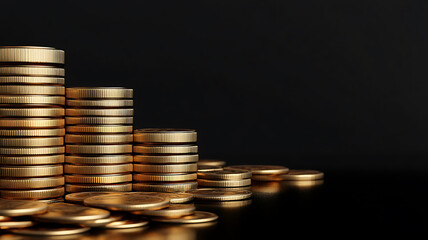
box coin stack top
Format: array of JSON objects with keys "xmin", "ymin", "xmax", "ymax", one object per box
[
  {"xmin": 0, "ymin": 46, "xmax": 65, "ymax": 200},
  {"xmin": 133, "ymin": 129, "xmax": 199, "ymax": 193},
  {"xmin": 65, "ymin": 87, "xmax": 134, "ymax": 193}
]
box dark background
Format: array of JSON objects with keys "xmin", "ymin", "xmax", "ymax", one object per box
[{"xmin": 1, "ymin": 0, "xmax": 426, "ymax": 170}]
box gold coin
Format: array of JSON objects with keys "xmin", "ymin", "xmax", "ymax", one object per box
[
  {"xmin": 0, "ymin": 199, "xmax": 47, "ymax": 216},
  {"xmin": 197, "ymin": 169, "xmax": 252, "ymax": 180},
  {"xmin": 0, "ymin": 118, "xmax": 64, "ymax": 128},
  {"xmin": 197, "ymin": 179, "xmax": 251, "ymax": 187},
  {"xmin": 66, "ymin": 125, "xmax": 133, "ymax": 133},
  {"xmin": 65, "ymin": 155, "xmax": 132, "ymax": 165},
  {"xmin": 65, "ymin": 192, "xmax": 126, "ymax": 204},
  {"xmin": 0, "ymin": 165, "xmax": 63, "ymax": 177},
  {"xmin": 84, "ymin": 192, "xmax": 170, "ymax": 211},
  {"xmin": 198, "ymin": 159, "xmax": 226, "ymax": 167},
  {"xmin": 128, "ymin": 192, "xmax": 194, "ymax": 204},
  {"xmin": 67, "ymin": 99, "xmax": 133, "ymax": 107},
  {"xmin": 11, "ymin": 225, "xmax": 90, "ymax": 236},
  {"xmin": 133, "ymin": 145, "xmax": 198, "ymax": 154},
  {"xmin": 280, "ymin": 170, "xmax": 324, "ymax": 181},
  {"xmin": 150, "ymin": 211, "xmax": 218, "ymax": 224},
  {"xmin": 224, "ymin": 165, "xmax": 290, "ymax": 175},
  {"xmin": 37, "ymin": 197, "xmax": 64, "ymax": 204},
  {"xmin": 133, "ymin": 182, "xmax": 197, "ymax": 193},
  {"xmin": 132, "ymin": 203, "xmax": 195, "ymax": 218},
  {"xmin": 197, "ymin": 166, "xmax": 223, "ymax": 172},
  {"xmin": 66, "ymin": 116, "xmax": 133, "ymax": 125},
  {"xmin": 101, "ymin": 219, "xmax": 149, "ymax": 229},
  {"xmin": 65, "ymin": 174, "xmax": 132, "ymax": 184},
  {"xmin": 34, "ymin": 202, "xmax": 110, "ymax": 223},
  {"xmin": 0, "ymin": 65, "xmax": 64, "ymax": 77},
  {"xmin": 80, "ymin": 215, "xmax": 122, "ymax": 227},
  {"xmin": 66, "ymin": 108, "xmax": 133, "ymax": 117},
  {"xmin": 0, "ymin": 176, "xmax": 64, "ymax": 189},
  {"xmin": 134, "ymin": 128, "xmax": 197, "ymax": 143},
  {"xmin": 66, "ymin": 144, "xmax": 132, "ymax": 154},
  {"xmin": 190, "ymin": 189, "xmax": 252, "ymax": 201},
  {"xmin": 0, "ymin": 108, "xmax": 64, "ymax": 117},
  {"xmin": 0, "ymin": 85, "xmax": 64, "ymax": 95},
  {"xmin": 0, "ymin": 137, "xmax": 63, "ymax": 147},
  {"xmin": 0, "ymin": 95, "xmax": 65, "ymax": 105},
  {"xmin": 66, "ymin": 87, "xmax": 133, "ymax": 99},
  {"xmin": 0, "ymin": 76, "xmax": 64, "ymax": 85},
  {"xmin": 0, "ymin": 220, "xmax": 33, "ymax": 229},
  {"xmin": 134, "ymin": 154, "xmax": 198, "ymax": 164},
  {"xmin": 196, "ymin": 199, "xmax": 252, "ymax": 209},
  {"xmin": 133, "ymin": 173, "xmax": 197, "ymax": 182},
  {"xmin": 0, "ymin": 46, "xmax": 64, "ymax": 64},
  {"xmin": 64, "ymin": 164, "xmax": 132, "ymax": 175},
  {"xmin": 0, "ymin": 216, "xmax": 11, "ymax": 221},
  {"xmin": 0, "ymin": 155, "xmax": 63, "ymax": 165},
  {"xmin": 65, "ymin": 183, "xmax": 132, "ymax": 193},
  {"xmin": 0, "ymin": 187, "xmax": 65, "ymax": 200},
  {"xmin": 0, "ymin": 146, "xmax": 65, "ymax": 155},
  {"xmin": 0, "ymin": 128, "xmax": 65, "ymax": 137},
  {"xmin": 65, "ymin": 134, "xmax": 133, "ymax": 144},
  {"xmin": 133, "ymin": 163, "xmax": 197, "ymax": 173}
]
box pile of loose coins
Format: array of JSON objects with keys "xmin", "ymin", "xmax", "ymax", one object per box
[
  {"xmin": 65, "ymin": 87, "xmax": 134, "ymax": 193},
  {"xmin": 0, "ymin": 46, "xmax": 65, "ymax": 201},
  {"xmin": 133, "ymin": 129, "xmax": 199, "ymax": 193}
]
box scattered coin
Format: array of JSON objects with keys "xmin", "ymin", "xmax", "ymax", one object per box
[
  {"xmin": 65, "ymin": 192, "xmax": 126, "ymax": 204},
  {"xmin": 80, "ymin": 214, "xmax": 123, "ymax": 227},
  {"xmin": 0, "ymin": 199, "xmax": 47, "ymax": 216},
  {"xmin": 34, "ymin": 202, "xmax": 110, "ymax": 223},
  {"xmin": 0, "ymin": 220, "xmax": 34, "ymax": 229},
  {"xmin": 84, "ymin": 192, "xmax": 170, "ymax": 211},
  {"xmin": 224, "ymin": 165, "xmax": 289, "ymax": 175},
  {"xmin": 197, "ymin": 165, "xmax": 223, "ymax": 172},
  {"xmin": 281, "ymin": 170, "xmax": 324, "ymax": 180},
  {"xmin": 132, "ymin": 204, "xmax": 195, "ymax": 218},
  {"xmin": 197, "ymin": 159, "xmax": 226, "ymax": 167},
  {"xmin": 150, "ymin": 211, "xmax": 218, "ymax": 224},
  {"xmin": 101, "ymin": 219, "xmax": 149, "ymax": 229},
  {"xmin": 197, "ymin": 169, "xmax": 252, "ymax": 180},
  {"xmin": 191, "ymin": 189, "xmax": 252, "ymax": 201},
  {"xmin": 11, "ymin": 225, "xmax": 90, "ymax": 236}
]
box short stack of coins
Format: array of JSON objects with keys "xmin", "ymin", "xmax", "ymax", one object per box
[
  {"xmin": 0, "ymin": 46, "xmax": 65, "ymax": 200},
  {"xmin": 65, "ymin": 87, "xmax": 134, "ymax": 192},
  {"xmin": 197, "ymin": 169, "xmax": 252, "ymax": 190},
  {"xmin": 133, "ymin": 129, "xmax": 198, "ymax": 192}
]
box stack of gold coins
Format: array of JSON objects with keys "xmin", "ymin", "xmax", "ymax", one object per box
[
  {"xmin": 0, "ymin": 46, "xmax": 65, "ymax": 200},
  {"xmin": 65, "ymin": 87, "xmax": 133, "ymax": 193},
  {"xmin": 133, "ymin": 129, "xmax": 198, "ymax": 192}
]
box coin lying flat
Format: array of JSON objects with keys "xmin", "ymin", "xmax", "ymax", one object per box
[
  {"xmin": 65, "ymin": 174, "xmax": 132, "ymax": 184},
  {"xmin": 198, "ymin": 159, "xmax": 226, "ymax": 167},
  {"xmin": 11, "ymin": 225, "xmax": 90, "ymax": 236},
  {"xmin": 80, "ymin": 215, "xmax": 123, "ymax": 227},
  {"xmin": 133, "ymin": 154, "xmax": 199, "ymax": 164},
  {"xmin": 150, "ymin": 211, "xmax": 218, "ymax": 224},
  {"xmin": 284, "ymin": 180, "xmax": 325, "ymax": 188},
  {"xmin": 0, "ymin": 176, "xmax": 64, "ymax": 189},
  {"xmin": 101, "ymin": 219, "xmax": 149, "ymax": 229},
  {"xmin": 280, "ymin": 170, "xmax": 324, "ymax": 180},
  {"xmin": 65, "ymin": 155, "xmax": 133, "ymax": 165},
  {"xmin": 224, "ymin": 165, "xmax": 289, "ymax": 175},
  {"xmin": 0, "ymin": 199, "xmax": 47, "ymax": 216},
  {"xmin": 34, "ymin": 202, "xmax": 110, "ymax": 223},
  {"xmin": 66, "ymin": 116, "xmax": 133, "ymax": 125},
  {"xmin": 132, "ymin": 204, "xmax": 195, "ymax": 218},
  {"xmin": 133, "ymin": 182, "xmax": 197, "ymax": 193},
  {"xmin": 0, "ymin": 187, "xmax": 65, "ymax": 200},
  {"xmin": 197, "ymin": 166, "xmax": 223, "ymax": 172},
  {"xmin": 197, "ymin": 179, "xmax": 252, "ymax": 188},
  {"xmin": 0, "ymin": 165, "xmax": 63, "ymax": 177},
  {"xmin": 84, "ymin": 192, "xmax": 170, "ymax": 211},
  {"xmin": 132, "ymin": 192, "xmax": 194, "ymax": 204},
  {"xmin": 133, "ymin": 145, "xmax": 198, "ymax": 154},
  {"xmin": 0, "ymin": 155, "xmax": 64, "ymax": 165},
  {"xmin": 0, "ymin": 220, "xmax": 34, "ymax": 229},
  {"xmin": 0, "ymin": 46, "xmax": 65, "ymax": 64},
  {"xmin": 0, "ymin": 65, "xmax": 65, "ymax": 77},
  {"xmin": 0, "ymin": 216, "xmax": 11, "ymax": 221},
  {"xmin": 64, "ymin": 164, "xmax": 132, "ymax": 174},
  {"xmin": 66, "ymin": 87, "xmax": 133, "ymax": 99},
  {"xmin": 133, "ymin": 173, "xmax": 197, "ymax": 182},
  {"xmin": 197, "ymin": 169, "xmax": 252, "ymax": 180},
  {"xmin": 133, "ymin": 129, "xmax": 197, "ymax": 143},
  {"xmin": 191, "ymin": 189, "xmax": 253, "ymax": 201},
  {"xmin": 65, "ymin": 183, "xmax": 132, "ymax": 193},
  {"xmin": 65, "ymin": 192, "xmax": 127, "ymax": 204},
  {"xmin": 66, "ymin": 144, "xmax": 132, "ymax": 154},
  {"xmin": 133, "ymin": 164, "xmax": 197, "ymax": 173}
]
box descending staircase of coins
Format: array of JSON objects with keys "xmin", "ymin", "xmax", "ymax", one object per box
[{"xmin": 0, "ymin": 46, "xmax": 324, "ymax": 236}]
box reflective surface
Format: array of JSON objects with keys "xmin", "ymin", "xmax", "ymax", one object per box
[{"xmin": 1, "ymin": 170, "xmax": 425, "ymax": 239}]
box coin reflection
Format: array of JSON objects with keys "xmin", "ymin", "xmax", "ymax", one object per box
[{"xmin": 251, "ymin": 182, "xmax": 284, "ymax": 195}]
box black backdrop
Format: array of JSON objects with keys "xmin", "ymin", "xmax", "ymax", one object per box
[{"xmin": 1, "ymin": 0, "xmax": 424, "ymax": 170}]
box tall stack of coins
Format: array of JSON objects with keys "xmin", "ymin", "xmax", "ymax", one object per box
[
  {"xmin": 133, "ymin": 129, "xmax": 198, "ymax": 192},
  {"xmin": 65, "ymin": 87, "xmax": 133, "ymax": 192},
  {"xmin": 0, "ymin": 46, "xmax": 65, "ymax": 200}
]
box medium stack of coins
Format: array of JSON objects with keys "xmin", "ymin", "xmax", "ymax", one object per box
[
  {"xmin": 0, "ymin": 46, "xmax": 65, "ymax": 200},
  {"xmin": 65, "ymin": 87, "xmax": 134, "ymax": 192},
  {"xmin": 133, "ymin": 129, "xmax": 198, "ymax": 192}
]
